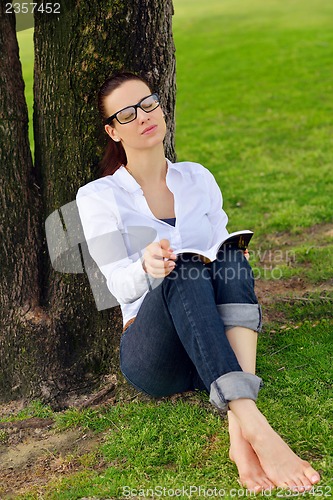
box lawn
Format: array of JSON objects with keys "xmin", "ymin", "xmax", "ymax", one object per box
[
  {"xmin": 173, "ymin": 0, "xmax": 333, "ymax": 238},
  {"xmin": 9, "ymin": 0, "xmax": 333, "ymax": 498}
]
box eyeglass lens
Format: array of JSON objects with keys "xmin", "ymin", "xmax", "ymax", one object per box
[{"xmin": 116, "ymin": 94, "xmax": 159, "ymax": 124}]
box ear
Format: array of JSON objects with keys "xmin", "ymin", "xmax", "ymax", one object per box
[{"xmin": 105, "ymin": 124, "xmax": 121, "ymax": 142}]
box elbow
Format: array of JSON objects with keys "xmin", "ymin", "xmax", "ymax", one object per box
[{"xmin": 107, "ymin": 278, "xmax": 143, "ymax": 305}]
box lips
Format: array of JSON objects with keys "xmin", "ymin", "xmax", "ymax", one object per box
[{"xmin": 141, "ymin": 125, "xmax": 157, "ymax": 135}]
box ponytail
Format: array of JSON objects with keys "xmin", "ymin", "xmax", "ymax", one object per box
[{"xmin": 98, "ymin": 139, "xmax": 127, "ymax": 177}]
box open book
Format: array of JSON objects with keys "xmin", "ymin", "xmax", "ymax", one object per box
[{"xmin": 174, "ymin": 230, "xmax": 253, "ymax": 264}]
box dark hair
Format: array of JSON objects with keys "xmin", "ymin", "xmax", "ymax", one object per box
[{"xmin": 97, "ymin": 72, "xmax": 152, "ymax": 177}]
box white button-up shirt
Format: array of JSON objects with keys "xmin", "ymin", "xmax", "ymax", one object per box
[{"xmin": 76, "ymin": 159, "xmax": 229, "ymax": 327}]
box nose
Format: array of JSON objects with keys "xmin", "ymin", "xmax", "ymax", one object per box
[{"xmin": 136, "ymin": 107, "xmax": 149, "ymax": 122}]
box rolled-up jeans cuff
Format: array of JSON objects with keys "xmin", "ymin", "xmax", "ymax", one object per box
[
  {"xmin": 209, "ymin": 372, "xmax": 263, "ymax": 412},
  {"xmin": 217, "ymin": 303, "xmax": 262, "ymax": 332}
]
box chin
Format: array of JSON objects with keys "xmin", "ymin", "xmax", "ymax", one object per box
[{"xmin": 145, "ymin": 129, "xmax": 165, "ymax": 146}]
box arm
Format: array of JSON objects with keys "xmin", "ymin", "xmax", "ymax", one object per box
[{"xmin": 76, "ymin": 186, "xmax": 153, "ymax": 304}]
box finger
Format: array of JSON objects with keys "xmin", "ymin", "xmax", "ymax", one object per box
[
  {"xmin": 146, "ymin": 242, "xmax": 168, "ymax": 259},
  {"xmin": 148, "ymin": 255, "xmax": 176, "ymax": 272},
  {"xmin": 149, "ymin": 246, "xmax": 175, "ymax": 261},
  {"xmin": 159, "ymin": 239, "xmax": 177, "ymax": 260},
  {"xmin": 159, "ymin": 239, "xmax": 171, "ymax": 251},
  {"xmin": 158, "ymin": 239, "xmax": 177, "ymax": 260},
  {"xmin": 146, "ymin": 257, "xmax": 176, "ymax": 277}
]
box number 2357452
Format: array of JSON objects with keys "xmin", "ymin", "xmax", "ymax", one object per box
[{"xmin": 5, "ymin": 3, "xmax": 60, "ymax": 14}]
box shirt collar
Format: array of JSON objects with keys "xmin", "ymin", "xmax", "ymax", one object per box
[
  {"xmin": 112, "ymin": 158, "xmax": 177, "ymax": 194},
  {"xmin": 113, "ymin": 165, "xmax": 141, "ymax": 193}
]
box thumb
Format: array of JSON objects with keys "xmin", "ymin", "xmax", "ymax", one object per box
[{"xmin": 160, "ymin": 239, "xmax": 171, "ymax": 250}]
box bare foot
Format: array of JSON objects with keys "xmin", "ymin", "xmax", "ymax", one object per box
[
  {"xmin": 229, "ymin": 436, "xmax": 275, "ymax": 492},
  {"xmin": 228, "ymin": 410, "xmax": 275, "ymax": 492},
  {"xmin": 231, "ymin": 401, "xmax": 321, "ymax": 491},
  {"xmin": 252, "ymin": 426, "xmax": 320, "ymax": 491}
]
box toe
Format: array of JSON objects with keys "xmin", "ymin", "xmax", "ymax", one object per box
[
  {"xmin": 286, "ymin": 480, "xmax": 298, "ymax": 492},
  {"xmin": 292, "ymin": 480, "xmax": 306, "ymax": 493},
  {"xmin": 245, "ymin": 478, "xmax": 274, "ymax": 495},
  {"xmin": 297, "ymin": 473, "xmax": 313, "ymax": 491},
  {"xmin": 242, "ymin": 478, "xmax": 263, "ymax": 493},
  {"xmin": 253, "ymin": 484, "xmax": 263, "ymax": 494},
  {"xmin": 303, "ymin": 464, "xmax": 320, "ymax": 484},
  {"xmin": 264, "ymin": 479, "xmax": 275, "ymax": 491}
]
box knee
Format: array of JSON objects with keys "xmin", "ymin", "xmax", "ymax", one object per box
[
  {"xmin": 213, "ymin": 249, "xmax": 254, "ymax": 284},
  {"xmin": 217, "ymin": 248, "xmax": 253, "ymax": 280},
  {"xmin": 209, "ymin": 249, "xmax": 258, "ymax": 304}
]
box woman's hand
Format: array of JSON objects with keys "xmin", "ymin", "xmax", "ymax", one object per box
[{"xmin": 142, "ymin": 239, "xmax": 177, "ymax": 278}]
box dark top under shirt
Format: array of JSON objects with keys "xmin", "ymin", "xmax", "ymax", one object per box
[{"xmin": 159, "ymin": 217, "xmax": 176, "ymax": 227}]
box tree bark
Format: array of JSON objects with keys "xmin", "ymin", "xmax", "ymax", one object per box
[
  {"xmin": 0, "ymin": 0, "xmax": 176, "ymax": 407},
  {"xmin": 0, "ymin": 5, "xmax": 45, "ymax": 400}
]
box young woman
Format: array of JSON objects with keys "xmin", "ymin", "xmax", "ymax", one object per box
[{"xmin": 76, "ymin": 72, "xmax": 320, "ymax": 492}]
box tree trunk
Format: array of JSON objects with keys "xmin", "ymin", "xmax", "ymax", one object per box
[
  {"xmin": 0, "ymin": 5, "xmax": 45, "ymax": 400},
  {"xmin": 0, "ymin": 0, "xmax": 176, "ymax": 407}
]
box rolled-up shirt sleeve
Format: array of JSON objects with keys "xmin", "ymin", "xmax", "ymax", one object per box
[{"xmin": 76, "ymin": 186, "xmax": 153, "ymax": 304}]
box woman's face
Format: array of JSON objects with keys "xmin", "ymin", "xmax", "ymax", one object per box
[{"xmin": 104, "ymin": 79, "xmax": 166, "ymax": 154}]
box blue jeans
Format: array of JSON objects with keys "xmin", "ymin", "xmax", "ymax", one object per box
[{"xmin": 120, "ymin": 247, "xmax": 263, "ymax": 411}]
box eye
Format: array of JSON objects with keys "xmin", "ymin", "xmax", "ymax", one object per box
[
  {"xmin": 118, "ymin": 107, "xmax": 136, "ymax": 122},
  {"xmin": 142, "ymin": 95, "xmax": 158, "ymax": 110}
]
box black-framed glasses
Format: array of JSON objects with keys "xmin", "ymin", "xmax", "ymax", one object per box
[{"xmin": 105, "ymin": 93, "xmax": 160, "ymax": 125}]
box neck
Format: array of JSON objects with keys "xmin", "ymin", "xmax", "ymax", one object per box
[{"xmin": 125, "ymin": 144, "xmax": 167, "ymax": 185}]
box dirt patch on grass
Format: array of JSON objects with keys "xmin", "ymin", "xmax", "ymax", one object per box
[
  {"xmin": 253, "ymin": 222, "xmax": 333, "ymax": 323},
  {"xmin": 252, "ymin": 221, "xmax": 333, "ymax": 278},
  {"xmin": 0, "ymin": 419, "xmax": 103, "ymax": 499},
  {"xmin": 255, "ymin": 276, "xmax": 332, "ymax": 323},
  {"xmin": 264, "ymin": 222, "xmax": 333, "ymax": 247}
]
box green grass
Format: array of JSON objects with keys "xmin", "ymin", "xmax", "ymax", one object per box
[
  {"xmin": 13, "ymin": 319, "xmax": 333, "ymax": 498},
  {"xmin": 12, "ymin": 0, "xmax": 333, "ymax": 497},
  {"xmin": 250, "ymin": 237, "xmax": 333, "ymax": 283},
  {"xmin": 173, "ymin": 0, "xmax": 333, "ymax": 237},
  {"xmin": 0, "ymin": 400, "xmax": 53, "ymax": 422},
  {"xmin": 172, "ymin": 0, "xmax": 333, "ymax": 284}
]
